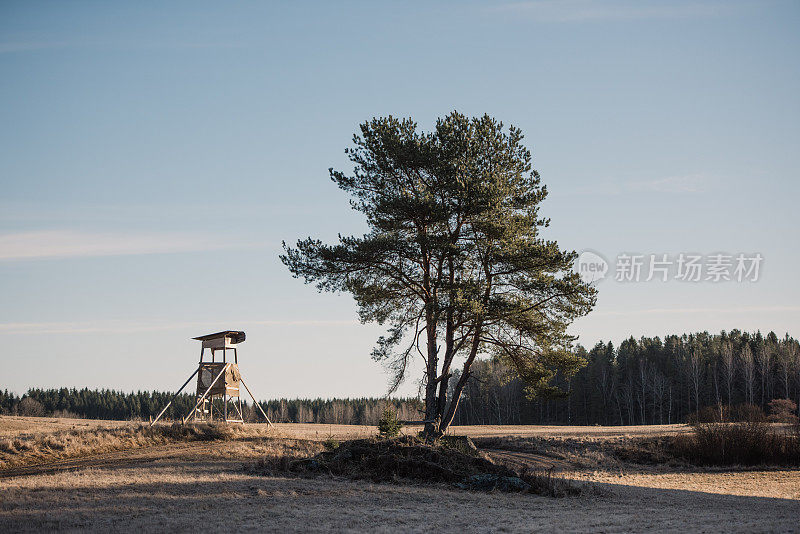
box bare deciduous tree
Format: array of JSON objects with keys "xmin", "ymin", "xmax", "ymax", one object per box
[
  {"xmin": 720, "ymin": 340, "xmax": 735, "ymax": 406},
  {"xmin": 741, "ymin": 344, "xmax": 755, "ymax": 406},
  {"xmin": 776, "ymin": 335, "xmax": 798, "ymax": 400},
  {"xmin": 756, "ymin": 343, "xmax": 773, "ymax": 407},
  {"xmin": 689, "ymin": 348, "xmax": 703, "ymax": 414}
]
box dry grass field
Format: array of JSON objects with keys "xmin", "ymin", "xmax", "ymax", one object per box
[{"xmin": 0, "ymin": 415, "xmax": 798, "ymax": 533}]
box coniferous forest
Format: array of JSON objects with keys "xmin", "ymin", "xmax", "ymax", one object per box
[
  {"xmin": 452, "ymin": 330, "xmax": 799, "ymax": 426},
  {"xmin": 0, "ymin": 389, "xmax": 423, "ymax": 426},
  {"xmin": 2, "ymin": 330, "xmax": 798, "ymax": 426}
]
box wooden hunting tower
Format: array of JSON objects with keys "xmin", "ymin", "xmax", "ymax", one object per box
[{"xmin": 151, "ymin": 330, "xmax": 272, "ymax": 426}]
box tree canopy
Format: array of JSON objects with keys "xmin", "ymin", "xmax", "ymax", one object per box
[{"xmin": 281, "ymin": 112, "xmax": 596, "ymax": 436}]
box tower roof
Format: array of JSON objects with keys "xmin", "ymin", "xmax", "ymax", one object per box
[{"xmin": 192, "ymin": 330, "xmax": 246, "ymax": 344}]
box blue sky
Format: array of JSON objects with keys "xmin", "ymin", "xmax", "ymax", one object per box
[{"xmin": 1, "ymin": 1, "xmax": 798, "ymax": 398}]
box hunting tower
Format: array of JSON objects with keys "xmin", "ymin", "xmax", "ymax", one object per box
[{"xmin": 151, "ymin": 330, "xmax": 272, "ymax": 426}]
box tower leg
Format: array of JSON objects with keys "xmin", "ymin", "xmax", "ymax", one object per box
[
  {"xmin": 150, "ymin": 368, "xmax": 199, "ymax": 426},
  {"xmin": 240, "ymin": 377, "xmax": 273, "ymax": 427}
]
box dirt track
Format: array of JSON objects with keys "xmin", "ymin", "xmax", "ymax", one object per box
[
  {"xmin": 0, "ymin": 442, "xmax": 567, "ymax": 480},
  {"xmin": 0, "ymin": 441, "xmax": 216, "ymax": 479}
]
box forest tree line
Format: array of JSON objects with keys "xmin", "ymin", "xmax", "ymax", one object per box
[
  {"xmin": 2, "ymin": 330, "xmax": 798, "ymax": 426},
  {"xmin": 0, "ymin": 388, "xmax": 423, "ymax": 425},
  {"xmin": 450, "ymin": 330, "xmax": 800, "ymax": 425}
]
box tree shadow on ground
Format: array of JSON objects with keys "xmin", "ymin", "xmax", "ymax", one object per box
[{"xmin": 1, "ymin": 455, "xmax": 799, "ymax": 533}]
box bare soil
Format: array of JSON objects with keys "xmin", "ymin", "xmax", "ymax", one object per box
[{"xmin": 0, "ymin": 416, "xmax": 797, "ymax": 533}]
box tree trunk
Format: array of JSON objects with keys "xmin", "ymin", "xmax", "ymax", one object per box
[
  {"xmin": 434, "ymin": 307, "xmax": 456, "ymax": 432},
  {"xmin": 423, "ymin": 319, "xmax": 439, "ymax": 438},
  {"xmin": 438, "ymin": 321, "xmax": 483, "ymax": 435}
]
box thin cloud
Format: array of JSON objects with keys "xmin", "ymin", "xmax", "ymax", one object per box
[
  {"xmin": 0, "ymin": 39, "xmax": 245, "ymax": 55},
  {"xmin": 0, "ymin": 230, "xmax": 254, "ymax": 261},
  {"xmin": 0, "ymin": 319, "xmax": 360, "ymax": 335},
  {"xmin": 628, "ymin": 173, "xmax": 709, "ymax": 193},
  {"xmin": 594, "ymin": 305, "xmax": 800, "ymax": 317},
  {"xmin": 0, "ymin": 41, "xmax": 71, "ymax": 53},
  {"xmin": 554, "ymin": 174, "xmax": 709, "ymax": 197},
  {"xmin": 490, "ymin": 0, "xmax": 741, "ymax": 22}
]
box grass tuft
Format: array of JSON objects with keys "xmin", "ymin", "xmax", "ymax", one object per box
[{"xmin": 673, "ymin": 421, "xmax": 800, "ymax": 466}]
